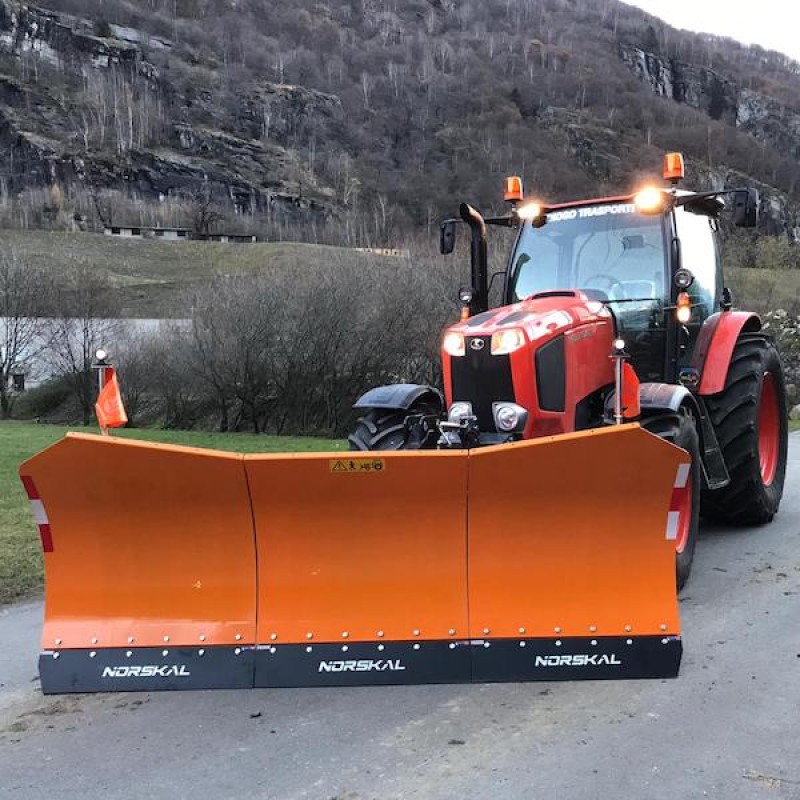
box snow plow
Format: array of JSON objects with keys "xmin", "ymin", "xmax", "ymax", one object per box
[
  {"xmin": 22, "ymin": 425, "xmax": 687, "ymax": 693},
  {"xmin": 21, "ymin": 152, "xmax": 788, "ymax": 693}
]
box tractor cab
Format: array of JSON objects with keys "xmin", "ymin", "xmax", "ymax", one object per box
[
  {"xmin": 349, "ymin": 151, "xmax": 785, "ymax": 595},
  {"xmin": 504, "ymin": 195, "xmax": 725, "ymax": 384}
]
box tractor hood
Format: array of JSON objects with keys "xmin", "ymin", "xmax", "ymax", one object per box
[
  {"xmin": 441, "ymin": 290, "xmax": 615, "ymax": 439},
  {"xmin": 446, "ymin": 290, "xmax": 612, "ymax": 342}
]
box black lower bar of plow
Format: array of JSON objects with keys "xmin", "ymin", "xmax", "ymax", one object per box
[
  {"xmin": 254, "ymin": 640, "xmax": 472, "ymax": 687},
  {"xmin": 39, "ymin": 646, "xmax": 255, "ymax": 694},
  {"xmin": 39, "ymin": 636, "xmax": 681, "ymax": 693},
  {"xmin": 470, "ymin": 635, "xmax": 682, "ymax": 682}
]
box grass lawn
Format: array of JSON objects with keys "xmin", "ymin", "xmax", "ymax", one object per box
[
  {"xmin": 1, "ymin": 230, "xmax": 372, "ymax": 317},
  {"xmin": 0, "ymin": 421, "xmax": 344, "ymax": 605}
]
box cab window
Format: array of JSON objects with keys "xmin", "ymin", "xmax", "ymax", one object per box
[{"xmin": 673, "ymin": 207, "xmax": 718, "ymax": 323}]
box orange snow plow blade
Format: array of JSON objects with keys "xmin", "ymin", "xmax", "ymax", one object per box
[
  {"xmin": 20, "ymin": 433, "xmax": 258, "ymax": 692},
  {"xmin": 468, "ymin": 425, "xmax": 687, "ymax": 681},
  {"xmin": 244, "ymin": 451, "xmax": 470, "ymax": 686},
  {"xmin": 20, "ymin": 425, "xmax": 688, "ymax": 693}
]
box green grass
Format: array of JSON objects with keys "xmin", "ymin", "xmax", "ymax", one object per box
[
  {"xmin": 727, "ymin": 267, "xmax": 800, "ymax": 314},
  {"xmin": 4, "ymin": 229, "xmax": 800, "ymax": 317},
  {"xmin": 1, "ymin": 230, "xmax": 361, "ymax": 317},
  {"xmin": 791, "ymin": 420, "xmax": 800, "ymax": 432},
  {"xmin": 0, "ymin": 421, "xmax": 344, "ymax": 605}
]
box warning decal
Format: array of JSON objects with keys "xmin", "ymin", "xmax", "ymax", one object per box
[{"xmin": 329, "ymin": 458, "xmax": 386, "ymax": 474}]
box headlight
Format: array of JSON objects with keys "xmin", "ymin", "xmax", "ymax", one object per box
[
  {"xmin": 492, "ymin": 402, "xmax": 528, "ymax": 433},
  {"xmin": 448, "ymin": 402, "xmax": 473, "ymax": 423},
  {"xmin": 491, "ymin": 328, "xmax": 526, "ymax": 355},
  {"xmin": 634, "ymin": 187, "xmax": 665, "ymax": 214},
  {"xmin": 516, "ymin": 202, "xmax": 542, "ymax": 220},
  {"xmin": 443, "ymin": 332, "xmax": 465, "ymax": 357}
]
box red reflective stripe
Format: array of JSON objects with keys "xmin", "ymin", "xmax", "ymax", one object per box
[
  {"xmin": 38, "ymin": 523, "xmax": 54, "ymax": 553},
  {"xmin": 21, "ymin": 475, "xmax": 39, "ymax": 500}
]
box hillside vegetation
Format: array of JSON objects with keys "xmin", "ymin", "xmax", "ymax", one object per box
[
  {"xmin": 1, "ymin": 229, "xmax": 365, "ymax": 315},
  {"xmin": 2, "ymin": 0, "xmax": 800, "ymax": 245}
]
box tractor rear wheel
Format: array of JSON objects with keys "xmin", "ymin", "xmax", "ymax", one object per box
[
  {"xmin": 701, "ymin": 337, "xmax": 788, "ymax": 525},
  {"xmin": 642, "ymin": 412, "xmax": 701, "ymax": 590},
  {"xmin": 348, "ymin": 402, "xmax": 440, "ymax": 451}
]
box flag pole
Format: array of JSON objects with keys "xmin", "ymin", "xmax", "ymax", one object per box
[{"xmin": 93, "ymin": 348, "xmax": 110, "ymax": 437}]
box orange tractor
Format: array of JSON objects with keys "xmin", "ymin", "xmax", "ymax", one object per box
[
  {"xmin": 21, "ymin": 153, "xmax": 787, "ymax": 693},
  {"xmin": 350, "ymin": 153, "xmax": 788, "ymax": 590}
]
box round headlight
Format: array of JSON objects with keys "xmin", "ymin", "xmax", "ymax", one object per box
[
  {"xmin": 495, "ymin": 405, "xmax": 520, "ymax": 432},
  {"xmin": 448, "ymin": 402, "xmax": 473, "ymax": 423},
  {"xmin": 674, "ymin": 268, "xmax": 695, "ymax": 290}
]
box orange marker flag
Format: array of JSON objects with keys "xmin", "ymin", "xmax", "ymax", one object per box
[
  {"xmin": 95, "ymin": 368, "xmax": 128, "ymax": 430},
  {"xmin": 622, "ymin": 362, "xmax": 641, "ymax": 419}
]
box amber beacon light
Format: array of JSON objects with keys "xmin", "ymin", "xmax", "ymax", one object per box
[
  {"xmin": 663, "ymin": 152, "xmax": 685, "ymax": 184},
  {"xmin": 504, "ymin": 176, "xmax": 523, "ymax": 202}
]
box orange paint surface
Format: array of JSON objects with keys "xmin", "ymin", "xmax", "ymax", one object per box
[
  {"xmin": 246, "ymin": 451, "xmax": 469, "ymax": 644},
  {"xmin": 468, "ymin": 424, "xmax": 687, "ymax": 638},
  {"xmin": 22, "ymin": 425, "xmax": 687, "ymax": 656},
  {"xmin": 20, "ymin": 434, "xmax": 257, "ymax": 649}
]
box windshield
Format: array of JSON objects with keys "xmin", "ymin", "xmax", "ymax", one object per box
[{"xmin": 508, "ymin": 203, "xmax": 668, "ymax": 305}]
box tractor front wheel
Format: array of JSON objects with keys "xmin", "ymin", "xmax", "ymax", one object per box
[
  {"xmin": 701, "ymin": 337, "xmax": 788, "ymax": 525},
  {"xmin": 673, "ymin": 415, "xmax": 702, "ymax": 591},
  {"xmin": 348, "ymin": 402, "xmax": 440, "ymax": 451},
  {"xmin": 642, "ymin": 412, "xmax": 701, "ymax": 590}
]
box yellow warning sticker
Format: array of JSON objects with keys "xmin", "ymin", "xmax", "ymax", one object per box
[{"xmin": 329, "ymin": 458, "xmax": 386, "ymax": 474}]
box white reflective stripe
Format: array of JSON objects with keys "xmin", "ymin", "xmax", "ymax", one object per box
[
  {"xmin": 665, "ymin": 511, "xmax": 680, "ymax": 541},
  {"xmin": 674, "ymin": 463, "xmax": 691, "ymax": 489},
  {"xmin": 30, "ymin": 499, "xmax": 49, "ymax": 526}
]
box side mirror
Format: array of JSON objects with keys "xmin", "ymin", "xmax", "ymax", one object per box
[
  {"xmin": 440, "ymin": 220, "xmax": 456, "ymax": 254},
  {"xmin": 733, "ymin": 189, "xmax": 758, "ymax": 228}
]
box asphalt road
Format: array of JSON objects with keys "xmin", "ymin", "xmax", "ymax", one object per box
[{"xmin": 1, "ymin": 437, "xmax": 799, "ymax": 800}]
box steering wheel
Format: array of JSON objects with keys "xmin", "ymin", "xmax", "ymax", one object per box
[{"xmin": 582, "ymin": 273, "xmax": 626, "ymax": 300}]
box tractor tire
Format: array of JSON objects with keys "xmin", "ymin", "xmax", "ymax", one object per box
[
  {"xmin": 348, "ymin": 403, "xmax": 439, "ymax": 451},
  {"xmin": 701, "ymin": 337, "xmax": 788, "ymax": 525},
  {"xmin": 643, "ymin": 413, "xmax": 701, "ymax": 590}
]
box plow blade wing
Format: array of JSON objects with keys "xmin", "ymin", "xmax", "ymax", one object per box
[
  {"xmin": 20, "ymin": 434, "xmax": 257, "ymax": 693},
  {"xmin": 21, "ymin": 424, "xmax": 688, "ymax": 693},
  {"xmin": 244, "ymin": 451, "xmax": 470, "ymax": 687},
  {"xmin": 468, "ymin": 425, "xmax": 688, "ymax": 681}
]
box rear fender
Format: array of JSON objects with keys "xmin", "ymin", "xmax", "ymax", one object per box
[
  {"xmin": 353, "ymin": 383, "xmax": 443, "ymax": 412},
  {"xmin": 692, "ymin": 311, "xmax": 761, "ymax": 395}
]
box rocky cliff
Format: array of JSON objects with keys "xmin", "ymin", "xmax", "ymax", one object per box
[
  {"xmin": 619, "ymin": 44, "xmax": 800, "ymax": 237},
  {"xmin": 2, "ymin": 0, "xmax": 800, "ymax": 244},
  {"xmin": 0, "ymin": 0, "xmax": 341, "ymax": 227}
]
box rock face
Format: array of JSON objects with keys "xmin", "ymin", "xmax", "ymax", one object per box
[
  {"xmin": 736, "ymin": 89, "xmax": 800, "ymax": 160},
  {"xmin": 0, "ymin": 0, "xmax": 341, "ymax": 222},
  {"xmin": 620, "ymin": 44, "xmax": 800, "ymax": 236},
  {"xmin": 620, "ymin": 45, "xmax": 800, "ymax": 154},
  {"xmin": 619, "ymin": 46, "xmax": 737, "ymax": 123}
]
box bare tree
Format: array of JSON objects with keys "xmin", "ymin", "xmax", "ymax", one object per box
[
  {"xmin": 0, "ymin": 251, "xmax": 50, "ymax": 417},
  {"xmin": 44, "ymin": 266, "xmax": 121, "ymax": 425},
  {"xmin": 189, "ymin": 181, "xmax": 225, "ymax": 237}
]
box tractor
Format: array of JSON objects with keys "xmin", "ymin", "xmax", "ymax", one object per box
[{"xmin": 349, "ymin": 153, "xmax": 789, "ymax": 588}]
